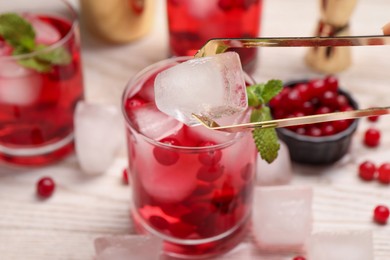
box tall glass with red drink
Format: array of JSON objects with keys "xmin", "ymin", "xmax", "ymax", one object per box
[
  {"xmin": 166, "ymin": 0, "xmax": 262, "ymax": 72},
  {"xmin": 122, "ymin": 57, "xmax": 257, "ymax": 258},
  {"xmin": 0, "ymin": 0, "xmax": 84, "ymax": 166}
]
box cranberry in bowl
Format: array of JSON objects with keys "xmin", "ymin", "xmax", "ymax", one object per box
[{"xmin": 269, "ymin": 76, "xmax": 359, "ymax": 165}]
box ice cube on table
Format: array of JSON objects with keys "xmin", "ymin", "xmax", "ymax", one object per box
[
  {"xmin": 94, "ymin": 235, "xmax": 163, "ymax": 260},
  {"xmin": 74, "ymin": 102, "xmax": 124, "ymax": 175},
  {"xmin": 0, "ymin": 61, "xmax": 42, "ymax": 105},
  {"xmin": 129, "ymin": 103, "xmax": 183, "ymax": 141},
  {"xmin": 24, "ymin": 14, "xmax": 61, "ymax": 45},
  {"xmin": 155, "ymin": 52, "xmax": 247, "ymax": 126},
  {"xmin": 307, "ymin": 230, "xmax": 374, "ymax": 260},
  {"xmin": 252, "ymin": 186, "xmax": 313, "ymax": 252},
  {"xmin": 256, "ymin": 141, "xmax": 292, "ymax": 186}
]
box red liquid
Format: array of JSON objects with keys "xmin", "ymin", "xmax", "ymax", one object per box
[
  {"xmin": 0, "ymin": 15, "xmax": 84, "ymax": 166},
  {"xmin": 123, "ymin": 59, "xmax": 257, "ymax": 257},
  {"xmin": 167, "ymin": 0, "xmax": 262, "ymax": 72}
]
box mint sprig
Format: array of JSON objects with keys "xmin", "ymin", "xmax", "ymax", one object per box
[
  {"xmin": 0, "ymin": 13, "xmax": 71, "ymax": 72},
  {"xmin": 247, "ymin": 79, "xmax": 283, "ymax": 163}
]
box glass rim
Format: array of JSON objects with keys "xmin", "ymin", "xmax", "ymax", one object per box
[
  {"xmin": 0, "ymin": 0, "xmax": 78, "ymax": 61},
  {"xmin": 122, "ymin": 55, "xmax": 255, "ymax": 152}
]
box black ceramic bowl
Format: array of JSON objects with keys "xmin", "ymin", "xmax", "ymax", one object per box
[{"xmin": 272, "ymin": 80, "xmax": 359, "ymax": 165}]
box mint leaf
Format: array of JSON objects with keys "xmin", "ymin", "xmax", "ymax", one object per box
[
  {"xmin": 0, "ymin": 13, "xmax": 71, "ymax": 73},
  {"xmin": 0, "ymin": 13, "xmax": 35, "ymax": 51},
  {"xmin": 246, "ymin": 80, "xmax": 283, "ymax": 107},
  {"xmin": 260, "ymin": 79, "xmax": 283, "ymax": 104},
  {"xmin": 247, "ymin": 80, "xmax": 283, "ymax": 163},
  {"xmin": 250, "ymin": 106, "xmax": 280, "ymax": 163},
  {"xmin": 17, "ymin": 57, "xmax": 52, "ymax": 73},
  {"xmin": 35, "ymin": 45, "xmax": 72, "ymax": 65}
]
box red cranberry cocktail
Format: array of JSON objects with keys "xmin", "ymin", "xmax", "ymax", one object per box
[
  {"xmin": 166, "ymin": 0, "xmax": 262, "ymax": 72},
  {"xmin": 122, "ymin": 57, "xmax": 257, "ymax": 258},
  {"xmin": 0, "ymin": 0, "xmax": 84, "ymax": 166}
]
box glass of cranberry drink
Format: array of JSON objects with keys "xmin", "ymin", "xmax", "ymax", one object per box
[
  {"xmin": 122, "ymin": 57, "xmax": 257, "ymax": 258},
  {"xmin": 166, "ymin": 0, "xmax": 262, "ymax": 73},
  {"xmin": 0, "ymin": 0, "xmax": 84, "ymax": 166}
]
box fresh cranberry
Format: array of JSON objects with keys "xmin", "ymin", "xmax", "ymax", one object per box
[
  {"xmin": 198, "ymin": 141, "xmax": 222, "ymax": 166},
  {"xmin": 269, "ymin": 94, "xmax": 281, "ymax": 108},
  {"xmin": 125, "ymin": 96, "xmax": 146, "ymax": 109},
  {"xmin": 321, "ymin": 123, "xmax": 336, "ymax": 136},
  {"xmin": 122, "ymin": 168, "xmax": 129, "ymax": 185},
  {"xmin": 192, "ymin": 181, "xmax": 215, "ymax": 196},
  {"xmin": 368, "ymin": 115, "xmax": 379, "ymax": 122},
  {"xmin": 332, "ymin": 119, "xmax": 350, "ymax": 132},
  {"xmin": 295, "ymin": 127, "xmax": 306, "ymax": 135},
  {"xmin": 358, "ymin": 161, "xmax": 376, "ymax": 181},
  {"xmin": 169, "ymin": 222, "xmax": 194, "ymax": 238},
  {"xmin": 153, "ymin": 138, "xmax": 180, "ymax": 165},
  {"xmin": 301, "ymin": 101, "xmax": 315, "ymax": 115},
  {"xmin": 324, "ymin": 75, "xmax": 339, "ymax": 92},
  {"xmin": 364, "ymin": 127, "xmax": 381, "ymax": 147},
  {"xmin": 316, "ymin": 106, "xmax": 332, "ymax": 115},
  {"xmin": 308, "ymin": 78, "xmax": 327, "ymax": 97},
  {"xmin": 373, "ymin": 205, "xmax": 390, "ymax": 224},
  {"xmin": 240, "ymin": 163, "xmax": 254, "ymax": 181},
  {"xmin": 321, "ymin": 91, "xmax": 338, "ymax": 108},
  {"xmin": 340, "ymin": 105, "xmax": 354, "ymax": 112},
  {"xmin": 212, "ymin": 181, "xmax": 236, "ymax": 213},
  {"xmin": 197, "ymin": 165, "xmax": 224, "ymax": 182},
  {"xmin": 181, "ymin": 203, "xmax": 215, "ymax": 226},
  {"xmin": 37, "ymin": 177, "xmax": 55, "ymax": 198},
  {"xmin": 149, "ymin": 215, "xmax": 170, "ymax": 230},
  {"xmin": 377, "ymin": 163, "xmax": 390, "ymax": 184},
  {"xmin": 272, "ymin": 108, "xmax": 286, "ymax": 119},
  {"xmin": 324, "ymin": 75, "xmax": 339, "ymax": 93},
  {"xmin": 336, "ymin": 94, "xmax": 349, "ymax": 108},
  {"xmin": 292, "ymin": 256, "xmax": 306, "ymax": 260},
  {"xmin": 286, "ymin": 89, "xmax": 303, "ymax": 109},
  {"xmin": 307, "ymin": 126, "xmax": 322, "ymax": 137},
  {"xmin": 296, "ymin": 83, "xmax": 311, "ymax": 101},
  {"xmin": 218, "ymin": 0, "xmax": 235, "ymax": 11}
]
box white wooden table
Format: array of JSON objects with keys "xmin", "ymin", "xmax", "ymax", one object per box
[{"xmin": 1, "ymin": 0, "xmax": 390, "ymax": 259}]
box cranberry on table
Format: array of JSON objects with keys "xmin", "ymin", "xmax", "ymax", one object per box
[
  {"xmin": 373, "ymin": 205, "xmax": 389, "ymax": 224},
  {"xmin": 292, "ymin": 256, "xmax": 306, "ymax": 260},
  {"xmin": 363, "ymin": 127, "xmax": 381, "ymax": 147},
  {"xmin": 377, "ymin": 163, "xmax": 390, "ymax": 184},
  {"xmin": 37, "ymin": 177, "xmax": 56, "ymax": 198},
  {"xmin": 358, "ymin": 161, "xmax": 377, "ymax": 181},
  {"xmin": 368, "ymin": 115, "xmax": 379, "ymax": 122},
  {"xmin": 122, "ymin": 168, "xmax": 129, "ymax": 185}
]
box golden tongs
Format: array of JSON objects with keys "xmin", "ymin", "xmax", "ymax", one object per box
[
  {"xmin": 194, "ymin": 35, "xmax": 390, "ymax": 57},
  {"xmin": 193, "ymin": 35, "xmax": 390, "ymax": 132}
]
